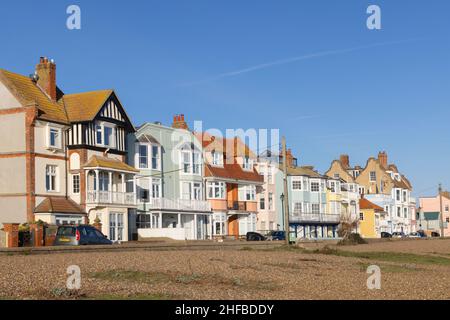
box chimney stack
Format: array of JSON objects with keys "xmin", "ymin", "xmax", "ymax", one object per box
[
  {"xmin": 35, "ymin": 57, "xmax": 57, "ymax": 101},
  {"xmin": 378, "ymin": 151, "xmax": 388, "ymax": 168},
  {"xmin": 172, "ymin": 114, "xmax": 189, "ymax": 130},
  {"xmin": 340, "ymin": 154, "xmax": 350, "ymax": 169},
  {"xmin": 285, "ymin": 149, "xmax": 294, "ymax": 167}
]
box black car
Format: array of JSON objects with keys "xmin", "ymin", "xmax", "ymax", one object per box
[
  {"xmin": 266, "ymin": 231, "xmax": 286, "ymax": 241},
  {"xmin": 54, "ymin": 225, "xmax": 113, "ymax": 246},
  {"xmin": 381, "ymin": 232, "xmax": 392, "ymax": 238},
  {"xmin": 246, "ymin": 232, "xmax": 266, "ymax": 241},
  {"xmin": 431, "ymin": 231, "xmax": 440, "ymax": 237}
]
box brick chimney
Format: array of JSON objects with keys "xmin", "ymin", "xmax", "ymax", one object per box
[
  {"xmin": 172, "ymin": 114, "xmax": 189, "ymax": 130},
  {"xmin": 286, "ymin": 149, "xmax": 294, "ymax": 167},
  {"xmin": 378, "ymin": 151, "xmax": 388, "ymax": 168},
  {"xmin": 35, "ymin": 57, "xmax": 57, "ymax": 101},
  {"xmin": 340, "ymin": 154, "xmax": 350, "ymax": 169}
]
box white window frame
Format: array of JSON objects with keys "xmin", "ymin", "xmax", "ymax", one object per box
[
  {"xmin": 72, "ymin": 174, "xmax": 80, "ymax": 194},
  {"xmin": 207, "ymin": 181, "xmax": 226, "ymax": 200},
  {"xmin": 180, "ymin": 181, "xmax": 203, "ymax": 200},
  {"xmin": 151, "ymin": 145, "xmax": 161, "ymax": 170},
  {"xmin": 47, "ymin": 125, "xmax": 63, "ymax": 150},
  {"xmin": 95, "ymin": 122, "xmax": 116, "ymax": 148},
  {"xmin": 293, "ymin": 202, "xmax": 303, "ymax": 215},
  {"xmin": 311, "ymin": 203, "xmax": 320, "ymax": 214},
  {"xmin": 238, "ymin": 185, "xmax": 256, "ymax": 201},
  {"xmin": 180, "ymin": 148, "xmax": 201, "ymax": 176},
  {"xmin": 212, "ymin": 151, "xmax": 223, "ymax": 166},
  {"xmin": 138, "ymin": 144, "xmax": 149, "ymax": 169},
  {"xmin": 242, "ymin": 156, "xmax": 253, "ymax": 171},
  {"xmin": 370, "ymin": 171, "xmax": 377, "ymax": 182},
  {"xmin": 292, "ymin": 177, "xmax": 302, "ymax": 191},
  {"xmin": 151, "ymin": 178, "xmax": 161, "ymax": 199},
  {"xmin": 310, "ymin": 180, "xmax": 320, "ymax": 193},
  {"xmin": 46, "ymin": 165, "xmax": 58, "ymax": 192}
]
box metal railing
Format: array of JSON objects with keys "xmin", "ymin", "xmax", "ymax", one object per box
[{"xmin": 227, "ymin": 201, "xmax": 248, "ymax": 211}]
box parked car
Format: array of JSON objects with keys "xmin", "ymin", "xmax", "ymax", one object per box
[
  {"xmin": 392, "ymin": 232, "xmax": 406, "ymax": 238},
  {"xmin": 246, "ymin": 232, "xmax": 266, "ymax": 241},
  {"xmin": 54, "ymin": 225, "xmax": 113, "ymax": 246},
  {"xmin": 417, "ymin": 230, "xmax": 427, "ymax": 238},
  {"xmin": 407, "ymin": 232, "xmax": 423, "ymax": 238},
  {"xmin": 430, "ymin": 231, "xmax": 440, "ymax": 237},
  {"xmin": 266, "ymin": 231, "xmax": 286, "ymax": 241},
  {"xmin": 381, "ymin": 232, "xmax": 392, "ymax": 238}
]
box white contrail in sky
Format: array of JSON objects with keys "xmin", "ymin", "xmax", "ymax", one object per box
[{"xmin": 178, "ymin": 39, "xmax": 419, "ymax": 87}]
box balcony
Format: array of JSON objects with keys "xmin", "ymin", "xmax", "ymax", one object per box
[
  {"xmin": 87, "ymin": 191, "xmax": 136, "ymax": 206},
  {"xmin": 145, "ymin": 198, "xmax": 211, "ymax": 212},
  {"xmin": 290, "ymin": 212, "xmax": 341, "ymax": 224},
  {"xmin": 227, "ymin": 201, "xmax": 257, "ymax": 212}
]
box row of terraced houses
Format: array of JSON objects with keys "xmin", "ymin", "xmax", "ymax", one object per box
[{"xmin": 1, "ymin": 58, "xmax": 448, "ymax": 245}]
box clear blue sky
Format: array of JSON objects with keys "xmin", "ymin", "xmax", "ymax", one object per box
[{"xmin": 1, "ymin": 0, "xmax": 449, "ymax": 197}]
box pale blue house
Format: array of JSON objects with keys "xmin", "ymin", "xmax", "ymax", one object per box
[{"xmin": 127, "ymin": 116, "xmax": 212, "ymax": 240}]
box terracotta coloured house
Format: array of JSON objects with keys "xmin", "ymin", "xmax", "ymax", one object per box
[{"xmin": 196, "ymin": 132, "xmax": 264, "ymax": 238}]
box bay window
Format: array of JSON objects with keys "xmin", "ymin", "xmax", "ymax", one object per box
[
  {"xmin": 139, "ymin": 145, "xmax": 148, "ymax": 169},
  {"xmin": 137, "ymin": 144, "xmax": 161, "ymax": 170},
  {"xmin": 152, "ymin": 145, "xmax": 160, "ymax": 170},
  {"xmin": 207, "ymin": 182, "xmax": 225, "ymax": 199},
  {"xmin": 96, "ymin": 122, "xmax": 115, "ymax": 148},
  {"xmin": 239, "ymin": 185, "xmax": 256, "ymax": 201}
]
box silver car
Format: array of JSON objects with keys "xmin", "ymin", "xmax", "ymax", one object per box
[{"xmin": 54, "ymin": 225, "xmax": 113, "ymax": 246}]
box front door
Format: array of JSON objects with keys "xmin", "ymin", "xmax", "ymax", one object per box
[
  {"xmin": 228, "ymin": 215, "xmax": 239, "ymax": 238},
  {"xmin": 109, "ymin": 212, "xmax": 124, "ymax": 242}
]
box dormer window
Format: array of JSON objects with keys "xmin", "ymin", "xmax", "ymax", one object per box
[
  {"xmin": 47, "ymin": 125, "xmax": 62, "ymax": 150},
  {"xmin": 243, "ymin": 157, "xmax": 253, "ymax": 171},
  {"xmin": 212, "ymin": 151, "xmax": 223, "ymax": 166}
]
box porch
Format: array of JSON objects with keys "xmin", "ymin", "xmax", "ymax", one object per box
[{"xmin": 85, "ymin": 169, "xmax": 137, "ymax": 206}]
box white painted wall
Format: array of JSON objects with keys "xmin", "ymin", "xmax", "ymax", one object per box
[
  {"xmin": 0, "ymin": 196, "xmax": 27, "ymax": 227},
  {"xmin": 0, "ymin": 113, "xmax": 25, "ymax": 153},
  {"xmin": 138, "ymin": 228, "xmax": 186, "ymax": 240},
  {"xmin": 0, "ymin": 157, "xmax": 26, "ymax": 193},
  {"xmin": 0, "ymin": 82, "xmax": 21, "ymax": 109}
]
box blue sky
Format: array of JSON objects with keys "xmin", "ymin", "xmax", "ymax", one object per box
[{"xmin": 1, "ymin": 0, "xmax": 449, "ymax": 196}]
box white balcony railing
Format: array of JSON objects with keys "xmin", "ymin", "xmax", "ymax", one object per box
[
  {"xmin": 87, "ymin": 191, "xmax": 136, "ymax": 206},
  {"xmin": 290, "ymin": 212, "xmax": 341, "ymax": 223},
  {"xmin": 144, "ymin": 198, "xmax": 211, "ymax": 212}
]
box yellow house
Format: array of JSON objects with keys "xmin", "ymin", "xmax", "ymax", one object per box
[{"xmin": 359, "ymin": 198, "xmax": 384, "ymax": 238}]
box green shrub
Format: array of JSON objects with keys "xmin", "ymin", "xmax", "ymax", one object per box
[{"xmin": 337, "ymin": 233, "xmax": 367, "ymax": 246}]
